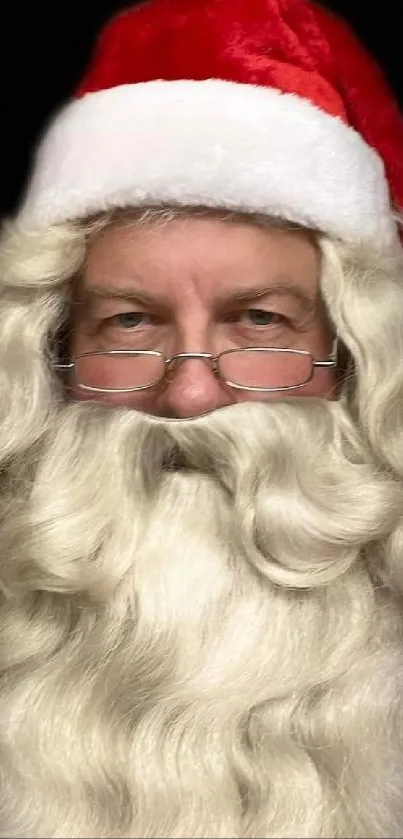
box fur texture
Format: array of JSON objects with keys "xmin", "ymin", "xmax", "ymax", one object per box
[
  {"xmin": 18, "ymin": 79, "xmax": 394, "ymax": 246},
  {"xmin": 19, "ymin": 0, "xmax": 403, "ymax": 240}
]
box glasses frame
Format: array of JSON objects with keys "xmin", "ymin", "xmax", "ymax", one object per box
[{"xmin": 56, "ymin": 337, "xmax": 338, "ymax": 394}]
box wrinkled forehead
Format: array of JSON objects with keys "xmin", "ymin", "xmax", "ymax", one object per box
[{"xmin": 77, "ymin": 212, "xmax": 322, "ymax": 310}]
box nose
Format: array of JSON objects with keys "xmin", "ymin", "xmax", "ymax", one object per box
[{"xmin": 159, "ymin": 354, "xmax": 235, "ymax": 418}]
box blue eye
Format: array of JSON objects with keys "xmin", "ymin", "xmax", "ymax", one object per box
[
  {"xmin": 110, "ymin": 312, "xmax": 148, "ymax": 328},
  {"xmin": 241, "ymin": 309, "xmax": 281, "ymax": 326}
]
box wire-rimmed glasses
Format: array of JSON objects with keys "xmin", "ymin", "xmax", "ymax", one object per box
[{"xmin": 56, "ymin": 338, "xmax": 338, "ymax": 394}]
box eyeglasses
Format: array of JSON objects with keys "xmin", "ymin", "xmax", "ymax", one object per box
[{"xmin": 56, "ymin": 338, "xmax": 338, "ymax": 394}]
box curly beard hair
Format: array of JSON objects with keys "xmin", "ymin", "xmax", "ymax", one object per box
[{"xmin": 0, "ymin": 397, "xmax": 403, "ymax": 838}]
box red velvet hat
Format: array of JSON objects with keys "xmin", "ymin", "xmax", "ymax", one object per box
[{"xmin": 19, "ymin": 0, "xmax": 403, "ymax": 246}]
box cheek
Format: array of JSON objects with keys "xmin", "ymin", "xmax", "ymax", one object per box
[
  {"xmin": 302, "ymin": 368, "xmax": 337, "ymax": 399},
  {"xmin": 68, "ymin": 379, "xmax": 163, "ymax": 410},
  {"xmin": 232, "ymin": 368, "xmax": 337, "ymax": 403},
  {"xmin": 68, "ymin": 328, "xmax": 83, "ymax": 357}
]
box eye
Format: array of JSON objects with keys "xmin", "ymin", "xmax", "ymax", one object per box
[
  {"xmin": 108, "ymin": 312, "xmax": 151, "ymax": 329},
  {"xmin": 238, "ymin": 309, "xmax": 285, "ymax": 327}
]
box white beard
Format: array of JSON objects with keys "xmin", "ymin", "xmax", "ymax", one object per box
[{"xmin": 0, "ymin": 398, "xmax": 403, "ymax": 838}]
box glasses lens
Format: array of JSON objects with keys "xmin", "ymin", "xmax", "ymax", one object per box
[
  {"xmin": 219, "ymin": 349, "xmax": 313, "ymax": 389},
  {"xmin": 74, "ymin": 352, "xmax": 165, "ymax": 391}
]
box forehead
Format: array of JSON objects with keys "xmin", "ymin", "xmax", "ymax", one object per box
[{"xmin": 81, "ymin": 215, "xmax": 320, "ymax": 304}]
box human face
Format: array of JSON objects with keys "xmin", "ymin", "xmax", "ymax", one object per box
[{"xmin": 69, "ymin": 216, "xmax": 336, "ymax": 417}]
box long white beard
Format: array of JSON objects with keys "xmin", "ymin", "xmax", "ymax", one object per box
[{"xmin": 0, "ymin": 398, "xmax": 403, "ymax": 838}]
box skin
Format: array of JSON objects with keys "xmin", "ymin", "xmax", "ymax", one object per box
[{"xmin": 69, "ymin": 216, "xmax": 336, "ymax": 418}]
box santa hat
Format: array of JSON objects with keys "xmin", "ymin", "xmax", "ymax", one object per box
[{"xmin": 18, "ymin": 0, "xmax": 403, "ymax": 246}]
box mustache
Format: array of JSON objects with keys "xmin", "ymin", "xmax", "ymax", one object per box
[
  {"xmin": 118, "ymin": 397, "xmax": 361, "ymax": 489},
  {"xmin": 4, "ymin": 394, "xmax": 400, "ymax": 600},
  {"xmin": 31, "ymin": 395, "xmax": 372, "ymax": 495}
]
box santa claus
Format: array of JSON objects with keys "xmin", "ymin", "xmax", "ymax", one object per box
[{"xmin": 0, "ymin": 0, "xmax": 403, "ymax": 836}]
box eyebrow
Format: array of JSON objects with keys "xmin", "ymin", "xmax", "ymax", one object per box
[{"xmin": 79, "ymin": 281, "xmax": 316, "ymax": 310}]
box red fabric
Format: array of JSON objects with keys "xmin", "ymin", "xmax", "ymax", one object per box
[
  {"xmin": 75, "ymin": 0, "xmax": 403, "ymax": 210},
  {"xmin": 76, "ymin": 0, "xmax": 348, "ymax": 119},
  {"xmin": 309, "ymin": 2, "xmax": 403, "ymax": 214}
]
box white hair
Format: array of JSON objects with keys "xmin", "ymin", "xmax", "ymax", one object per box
[{"xmin": 0, "ymin": 207, "xmax": 403, "ymax": 837}]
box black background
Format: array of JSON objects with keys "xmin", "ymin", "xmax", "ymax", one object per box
[{"xmin": 1, "ymin": 1, "xmax": 401, "ymax": 218}]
